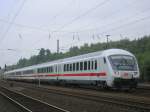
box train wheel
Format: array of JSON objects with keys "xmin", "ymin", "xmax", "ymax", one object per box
[{"xmin": 101, "ymin": 82, "xmax": 109, "ymax": 89}]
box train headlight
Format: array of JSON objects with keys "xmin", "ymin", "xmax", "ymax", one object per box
[
  {"xmin": 134, "ymin": 72, "xmax": 137, "ymax": 74},
  {"xmin": 114, "ymin": 71, "xmax": 120, "ymax": 76},
  {"xmin": 134, "ymin": 72, "xmax": 138, "ymax": 76}
]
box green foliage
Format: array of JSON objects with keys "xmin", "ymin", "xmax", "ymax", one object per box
[{"xmin": 6, "ymin": 35, "xmax": 150, "ymax": 81}]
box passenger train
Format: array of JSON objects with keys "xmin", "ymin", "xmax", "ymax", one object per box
[{"xmin": 4, "ymin": 49, "xmax": 140, "ymax": 89}]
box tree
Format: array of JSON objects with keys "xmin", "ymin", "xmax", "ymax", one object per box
[{"xmin": 38, "ymin": 48, "xmax": 46, "ymax": 63}]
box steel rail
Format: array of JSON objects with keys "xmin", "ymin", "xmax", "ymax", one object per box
[{"xmin": 0, "ymin": 86, "xmax": 70, "ymax": 112}]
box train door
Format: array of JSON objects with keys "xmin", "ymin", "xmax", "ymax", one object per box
[
  {"xmin": 100, "ymin": 56, "xmax": 108, "ymax": 80},
  {"xmin": 55, "ymin": 65, "xmax": 58, "ymax": 81},
  {"xmin": 102, "ymin": 57, "xmax": 107, "ymax": 72},
  {"xmin": 57, "ymin": 64, "xmax": 61, "ymax": 81},
  {"xmin": 103, "ymin": 56, "xmax": 113, "ymax": 87}
]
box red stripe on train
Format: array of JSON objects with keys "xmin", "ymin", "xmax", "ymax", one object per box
[
  {"xmin": 15, "ymin": 72, "xmax": 106, "ymax": 77},
  {"xmin": 45, "ymin": 72, "xmax": 106, "ymax": 77}
]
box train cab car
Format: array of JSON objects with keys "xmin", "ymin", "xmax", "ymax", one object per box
[{"xmin": 102, "ymin": 49, "xmax": 139, "ymax": 89}]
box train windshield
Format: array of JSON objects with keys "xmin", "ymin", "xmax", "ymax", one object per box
[{"xmin": 109, "ymin": 55, "xmax": 137, "ymax": 71}]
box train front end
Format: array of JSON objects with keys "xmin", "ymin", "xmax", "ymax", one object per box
[{"xmin": 105, "ymin": 49, "xmax": 140, "ymax": 89}]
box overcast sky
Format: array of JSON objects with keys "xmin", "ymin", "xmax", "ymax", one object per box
[{"xmin": 0, "ymin": 0, "xmax": 150, "ymax": 67}]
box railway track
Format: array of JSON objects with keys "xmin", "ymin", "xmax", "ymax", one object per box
[
  {"xmin": 138, "ymin": 85, "xmax": 150, "ymax": 91},
  {"xmin": 32, "ymin": 86, "xmax": 150, "ymax": 112},
  {"xmin": 19, "ymin": 83, "xmax": 150, "ymax": 112},
  {"xmin": 1, "ymin": 80, "xmax": 150, "ymax": 112},
  {"xmin": 0, "ymin": 86, "xmax": 70, "ymax": 112}
]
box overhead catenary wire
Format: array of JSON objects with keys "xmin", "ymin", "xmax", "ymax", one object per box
[
  {"xmin": 46, "ymin": 0, "xmax": 75, "ymax": 27},
  {"xmin": 0, "ymin": 0, "xmax": 26, "ymax": 45},
  {"xmin": 75, "ymin": 0, "xmax": 138, "ymax": 31},
  {"xmin": 0, "ymin": 0, "xmax": 110, "ymax": 34},
  {"xmin": 54, "ymin": 0, "xmax": 110, "ymax": 31},
  {"xmin": 0, "ymin": 1, "xmax": 149, "ymax": 35},
  {"xmin": 1, "ymin": 4, "xmax": 149, "ymax": 50},
  {"xmin": 1, "ymin": 0, "xmax": 150, "ymax": 67},
  {"xmin": 59, "ymin": 14, "xmax": 150, "ymax": 51},
  {"xmin": 74, "ymin": 6, "xmax": 150, "ymax": 33},
  {"xmin": 0, "ymin": 0, "xmax": 75, "ymax": 34},
  {"xmin": 0, "ymin": 0, "xmax": 149, "ymax": 51},
  {"xmin": 100, "ymin": 15, "xmax": 150, "ymax": 35},
  {"xmin": 35, "ymin": 12, "xmax": 150, "ymax": 52},
  {"xmin": 0, "ymin": 48, "xmax": 41, "ymax": 53},
  {"xmin": 0, "ymin": 18, "xmax": 74, "ymax": 33},
  {"xmin": 0, "ymin": 1, "xmax": 17, "ymax": 32}
]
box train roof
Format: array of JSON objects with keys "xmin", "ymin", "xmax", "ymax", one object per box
[{"xmin": 5, "ymin": 48, "xmax": 134, "ymax": 74}]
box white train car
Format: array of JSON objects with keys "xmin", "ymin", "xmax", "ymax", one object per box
[{"xmin": 4, "ymin": 49, "xmax": 140, "ymax": 89}]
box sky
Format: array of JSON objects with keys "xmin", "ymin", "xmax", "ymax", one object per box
[{"xmin": 0, "ymin": 0, "xmax": 150, "ymax": 67}]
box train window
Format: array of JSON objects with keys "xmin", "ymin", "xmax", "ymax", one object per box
[
  {"xmin": 95, "ymin": 60, "xmax": 97, "ymax": 70},
  {"xmin": 49, "ymin": 67, "xmax": 51, "ymax": 72},
  {"xmin": 91, "ymin": 61, "xmax": 94, "ymax": 70},
  {"xmin": 103, "ymin": 57, "xmax": 106, "ymax": 64},
  {"xmin": 51, "ymin": 67, "xmax": 53, "ymax": 72},
  {"xmin": 46, "ymin": 67, "xmax": 48, "ymax": 73},
  {"xmin": 65, "ymin": 64, "xmax": 67, "ymax": 71},
  {"xmin": 45, "ymin": 68, "xmax": 47, "ymax": 73},
  {"xmin": 38, "ymin": 69, "xmax": 41, "ymax": 73},
  {"xmin": 70, "ymin": 64, "xmax": 72, "ymax": 71},
  {"xmin": 29, "ymin": 70, "xmax": 33, "ymax": 74},
  {"xmin": 64, "ymin": 64, "xmax": 66, "ymax": 72},
  {"xmin": 73, "ymin": 63, "xmax": 75, "ymax": 71},
  {"xmin": 80, "ymin": 62, "xmax": 83, "ymax": 71},
  {"xmin": 16, "ymin": 72, "xmax": 21, "ymax": 75},
  {"xmin": 47, "ymin": 68, "xmax": 49, "ymax": 73},
  {"xmin": 44, "ymin": 68, "xmax": 46, "ymax": 73},
  {"xmin": 55, "ymin": 66, "xmax": 57, "ymax": 72},
  {"xmin": 48, "ymin": 67, "xmax": 50, "ymax": 72},
  {"xmin": 76, "ymin": 62, "xmax": 79, "ymax": 71},
  {"xmin": 11, "ymin": 73, "xmax": 15, "ymax": 75},
  {"xmin": 42, "ymin": 68, "xmax": 44, "ymax": 73},
  {"xmin": 50, "ymin": 67, "xmax": 52, "ymax": 72},
  {"xmin": 46, "ymin": 67, "xmax": 49, "ymax": 73},
  {"xmin": 88, "ymin": 61, "xmax": 90, "ymax": 70},
  {"xmin": 67, "ymin": 64, "xmax": 69, "ymax": 71},
  {"xmin": 47, "ymin": 67, "xmax": 49, "ymax": 72},
  {"xmin": 84, "ymin": 61, "xmax": 87, "ymax": 70}
]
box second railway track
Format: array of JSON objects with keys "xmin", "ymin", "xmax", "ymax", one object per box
[
  {"xmin": 30, "ymin": 85, "xmax": 150, "ymax": 112},
  {"xmin": 0, "ymin": 86, "xmax": 70, "ymax": 112},
  {"xmin": 1, "ymin": 80, "xmax": 150, "ymax": 112}
]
